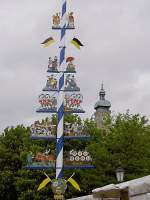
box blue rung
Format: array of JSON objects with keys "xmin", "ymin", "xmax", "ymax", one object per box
[
  {"xmin": 24, "ymin": 165, "xmax": 95, "ymax": 170},
  {"xmin": 64, "ymin": 70, "xmax": 76, "ymax": 73},
  {"xmin": 64, "ymin": 88, "xmax": 80, "ymax": 92},
  {"xmin": 65, "ymin": 109, "xmax": 85, "ymax": 114},
  {"xmin": 47, "ymin": 69, "xmax": 59, "ymax": 73},
  {"xmin": 30, "ymin": 135, "xmax": 92, "ymax": 141},
  {"xmin": 43, "ymin": 87, "xmax": 58, "ymax": 92},
  {"xmin": 36, "ymin": 108, "xmax": 57, "ymax": 113},
  {"xmin": 64, "ymin": 165, "xmax": 95, "ymax": 169},
  {"xmin": 36, "ymin": 108, "xmax": 85, "ymax": 114},
  {"xmin": 52, "ymin": 26, "xmax": 75, "ymax": 30},
  {"xmin": 24, "ymin": 165, "xmax": 55, "ymax": 170},
  {"xmin": 30, "ymin": 135, "xmax": 56, "ymax": 140},
  {"xmin": 47, "ymin": 70, "xmax": 76, "ymax": 73}
]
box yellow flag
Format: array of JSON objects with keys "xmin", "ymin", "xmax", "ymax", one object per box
[
  {"xmin": 37, "ymin": 177, "xmax": 51, "ymax": 191},
  {"xmin": 68, "ymin": 177, "xmax": 81, "ymax": 191},
  {"xmin": 71, "ymin": 39, "xmax": 80, "ymax": 49},
  {"xmin": 71, "ymin": 38, "xmax": 84, "ymax": 50},
  {"xmin": 41, "ymin": 37, "xmax": 55, "ymax": 48}
]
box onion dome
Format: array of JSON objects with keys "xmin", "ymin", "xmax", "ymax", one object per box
[{"xmin": 94, "ymin": 84, "xmax": 111, "ymax": 110}]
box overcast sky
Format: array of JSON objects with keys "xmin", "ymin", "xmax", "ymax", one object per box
[{"xmin": 0, "ymin": 0, "xmax": 150, "ymax": 132}]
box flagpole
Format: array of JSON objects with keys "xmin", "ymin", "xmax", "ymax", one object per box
[{"xmin": 56, "ymin": 0, "xmax": 67, "ymax": 179}]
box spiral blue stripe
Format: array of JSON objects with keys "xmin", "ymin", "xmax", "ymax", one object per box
[
  {"xmin": 62, "ymin": 2, "xmax": 66, "ymax": 17},
  {"xmin": 60, "ymin": 47, "xmax": 65, "ymax": 65},
  {"xmin": 58, "ymin": 103, "xmax": 64, "ymax": 123},
  {"xmin": 56, "ymin": 135, "xmax": 64, "ymax": 156},
  {"xmin": 56, "ymin": 0, "xmax": 66, "ymax": 180},
  {"xmin": 59, "ymin": 74, "xmax": 64, "ymax": 90},
  {"xmin": 57, "ymin": 170, "xmax": 64, "ymax": 179},
  {"xmin": 61, "ymin": 25, "xmax": 66, "ymax": 40}
]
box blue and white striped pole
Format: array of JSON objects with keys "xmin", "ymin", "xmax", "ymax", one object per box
[{"xmin": 56, "ymin": 0, "xmax": 67, "ymax": 179}]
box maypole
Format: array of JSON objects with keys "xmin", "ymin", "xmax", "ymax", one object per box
[
  {"xmin": 25, "ymin": 0, "xmax": 95, "ymax": 199},
  {"xmin": 56, "ymin": 0, "xmax": 67, "ymax": 180}
]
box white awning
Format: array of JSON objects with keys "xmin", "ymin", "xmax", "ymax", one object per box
[
  {"xmin": 92, "ymin": 175, "xmax": 150, "ymax": 199},
  {"xmin": 92, "ymin": 184, "xmax": 121, "ymax": 198}
]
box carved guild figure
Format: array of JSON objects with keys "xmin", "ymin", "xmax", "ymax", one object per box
[
  {"xmin": 51, "ymin": 96, "xmax": 57, "ymax": 108},
  {"xmin": 52, "ymin": 56, "xmax": 58, "ymax": 70},
  {"xmin": 39, "ymin": 94, "xmax": 45, "ymax": 108},
  {"xmin": 48, "ymin": 56, "xmax": 58, "ymax": 71},
  {"xmin": 46, "ymin": 75, "xmax": 57, "ymax": 89},
  {"xmin": 39, "ymin": 94, "xmax": 49, "ymax": 109},
  {"xmin": 38, "ymin": 94, "xmax": 57, "ymax": 110},
  {"xmin": 30, "ymin": 118, "xmax": 56, "ymax": 137},
  {"xmin": 68, "ymin": 12, "xmax": 74, "ymax": 28},
  {"xmin": 66, "ymin": 61, "xmax": 75, "ymax": 71},
  {"xmin": 53, "ymin": 13, "xmax": 60, "ymax": 27},
  {"xmin": 72, "ymin": 94, "xmax": 83, "ymax": 108},
  {"xmin": 64, "ymin": 94, "xmax": 71, "ymax": 109},
  {"xmin": 48, "ymin": 57, "xmax": 52, "ymax": 69},
  {"xmin": 66, "ymin": 57, "xmax": 75, "ymax": 72},
  {"xmin": 34, "ymin": 152, "xmax": 55, "ymax": 163},
  {"xmin": 64, "ymin": 122, "xmax": 72, "ymax": 136},
  {"xmin": 72, "ymin": 122, "xmax": 83, "ymax": 136},
  {"xmin": 64, "ymin": 93, "xmax": 83, "ymax": 111},
  {"xmin": 65, "ymin": 74, "xmax": 79, "ymax": 90}
]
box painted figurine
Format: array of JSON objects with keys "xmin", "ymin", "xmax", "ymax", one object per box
[
  {"xmin": 30, "ymin": 118, "xmax": 56, "ymax": 137},
  {"xmin": 68, "ymin": 12, "xmax": 74, "ymax": 28},
  {"xmin": 48, "ymin": 57, "xmax": 52, "ymax": 68},
  {"xmin": 66, "ymin": 57, "xmax": 75, "ymax": 72},
  {"xmin": 52, "ymin": 13, "xmax": 60, "ymax": 27},
  {"xmin": 52, "ymin": 56, "xmax": 58, "ymax": 70},
  {"xmin": 48, "ymin": 56, "xmax": 58, "ymax": 71},
  {"xmin": 46, "ymin": 75, "xmax": 57, "ymax": 89},
  {"xmin": 38, "ymin": 94, "xmax": 57, "ymax": 109},
  {"xmin": 64, "ymin": 93, "xmax": 83, "ymax": 110},
  {"xmin": 65, "ymin": 74, "xmax": 79, "ymax": 91},
  {"xmin": 64, "ymin": 122, "xmax": 72, "ymax": 136}
]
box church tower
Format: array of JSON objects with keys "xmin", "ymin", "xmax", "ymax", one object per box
[{"xmin": 94, "ymin": 84, "xmax": 111, "ymax": 128}]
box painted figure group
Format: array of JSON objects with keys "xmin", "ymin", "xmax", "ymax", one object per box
[
  {"xmin": 64, "ymin": 122, "xmax": 88, "ymax": 136},
  {"xmin": 31, "ymin": 117, "xmax": 89, "ymax": 138},
  {"xmin": 66, "ymin": 57, "xmax": 76, "ymax": 72},
  {"xmin": 45, "ymin": 74, "xmax": 79, "ymax": 91},
  {"xmin": 39, "ymin": 94, "xmax": 57, "ymax": 109},
  {"xmin": 68, "ymin": 149, "xmax": 92, "ymax": 163},
  {"xmin": 64, "ymin": 93, "xmax": 83, "ymax": 110},
  {"xmin": 27, "ymin": 148, "xmax": 91, "ymax": 166},
  {"xmin": 30, "ymin": 118, "xmax": 56, "ymax": 136},
  {"xmin": 46, "ymin": 75, "xmax": 57, "ymax": 90},
  {"xmin": 27, "ymin": 150, "xmax": 55, "ymax": 167},
  {"xmin": 65, "ymin": 74, "xmax": 79, "ymax": 91},
  {"xmin": 48, "ymin": 56, "xmax": 58, "ymax": 71},
  {"xmin": 47, "ymin": 56, "xmax": 75, "ymax": 72},
  {"xmin": 52, "ymin": 12, "xmax": 75, "ymax": 28}
]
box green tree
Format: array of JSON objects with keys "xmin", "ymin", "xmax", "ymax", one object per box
[
  {"xmin": 1, "ymin": 112, "xmax": 150, "ymax": 199},
  {"xmin": 89, "ymin": 112, "xmax": 150, "ymax": 188}
]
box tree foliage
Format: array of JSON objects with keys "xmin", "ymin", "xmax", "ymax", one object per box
[{"xmin": 0, "ymin": 112, "xmax": 150, "ymax": 199}]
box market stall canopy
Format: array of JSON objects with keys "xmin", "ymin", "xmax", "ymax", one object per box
[
  {"xmin": 92, "ymin": 175, "xmax": 150, "ymax": 199},
  {"xmin": 92, "ymin": 184, "xmax": 121, "ymax": 198}
]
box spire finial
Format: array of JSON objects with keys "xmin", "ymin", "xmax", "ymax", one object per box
[
  {"xmin": 99, "ymin": 83, "xmax": 105, "ymax": 100},
  {"xmin": 101, "ymin": 83, "xmax": 104, "ymax": 90}
]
